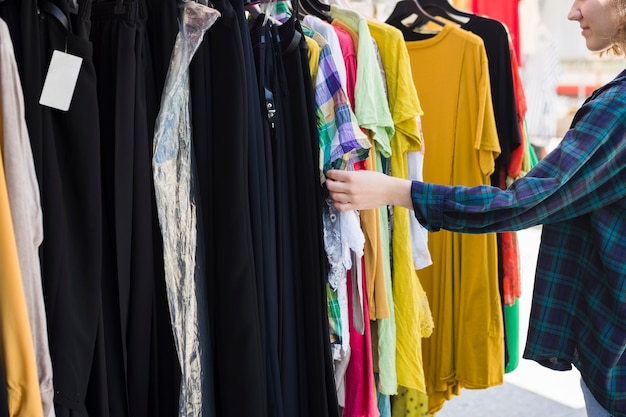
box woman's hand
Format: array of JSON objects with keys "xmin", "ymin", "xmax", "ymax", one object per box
[{"xmin": 325, "ymin": 169, "xmax": 413, "ymax": 211}]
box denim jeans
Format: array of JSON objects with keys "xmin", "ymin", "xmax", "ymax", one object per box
[{"xmin": 581, "ymin": 378, "xmax": 614, "ymax": 417}]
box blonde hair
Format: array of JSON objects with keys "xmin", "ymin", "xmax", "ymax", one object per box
[{"xmin": 609, "ymin": 0, "xmax": 626, "ymax": 55}]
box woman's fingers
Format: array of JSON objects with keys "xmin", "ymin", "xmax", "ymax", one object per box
[{"xmin": 325, "ymin": 170, "xmax": 353, "ymax": 210}]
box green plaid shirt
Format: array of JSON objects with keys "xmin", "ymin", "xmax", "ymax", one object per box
[{"xmin": 411, "ymin": 69, "xmax": 626, "ymax": 416}]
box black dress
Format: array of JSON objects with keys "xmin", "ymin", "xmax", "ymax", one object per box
[
  {"xmin": 277, "ymin": 17, "xmax": 339, "ymax": 417},
  {"xmin": 19, "ymin": 0, "xmax": 103, "ymax": 415},
  {"xmin": 230, "ymin": 0, "xmax": 284, "ymax": 416},
  {"xmin": 250, "ymin": 15, "xmax": 299, "ymax": 417}
]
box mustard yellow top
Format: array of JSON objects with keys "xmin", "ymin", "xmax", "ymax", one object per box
[
  {"xmin": 0, "ymin": 103, "xmax": 44, "ymax": 417},
  {"xmin": 405, "ymin": 24, "xmax": 504, "ymax": 413}
]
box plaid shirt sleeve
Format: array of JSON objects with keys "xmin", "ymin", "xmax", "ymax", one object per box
[{"xmin": 411, "ymin": 72, "xmax": 626, "ymax": 235}]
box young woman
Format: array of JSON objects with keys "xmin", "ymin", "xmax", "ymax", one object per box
[{"xmin": 326, "ymin": 1, "xmax": 626, "ymax": 416}]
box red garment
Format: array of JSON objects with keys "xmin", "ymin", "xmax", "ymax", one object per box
[
  {"xmin": 344, "ymin": 259, "xmax": 379, "ymax": 417},
  {"xmin": 507, "ymin": 39, "xmax": 527, "ymax": 179},
  {"xmin": 501, "ymin": 232, "xmax": 522, "ymax": 305},
  {"xmin": 472, "ymin": 0, "xmax": 521, "ymax": 65},
  {"xmin": 497, "ymin": 168, "xmax": 522, "ymax": 305}
]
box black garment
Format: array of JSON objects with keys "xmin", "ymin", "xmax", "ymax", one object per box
[
  {"xmin": 460, "ymin": 16, "xmax": 520, "ymax": 184},
  {"xmin": 249, "ymin": 16, "xmax": 338, "ymax": 417},
  {"xmin": 19, "ymin": 0, "xmax": 103, "ymax": 415},
  {"xmin": 229, "ymin": 1, "xmax": 283, "ymax": 416},
  {"xmin": 0, "ymin": 352, "xmax": 8, "ymax": 417},
  {"xmin": 142, "ymin": 2, "xmax": 183, "ymax": 414},
  {"xmin": 250, "ymin": 16, "xmax": 299, "ymax": 417},
  {"xmin": 191, "ymin": 0, "xmax": 267, "ymax": 416},
  {"xmin": 90, "ymin": 1, "xmax": 180, "ymax": 416},
  {"xmin": 144, "ymin": 0, "xmax": 177, "ymax": 102},
  {"xmin": 277, "ymin": 18, "xmax": 338, "ymax": 417}
]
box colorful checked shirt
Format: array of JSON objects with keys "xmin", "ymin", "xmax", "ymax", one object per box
[{"xmin": 411, "ymin": 69, "xmax": 626, "ymax": 416}]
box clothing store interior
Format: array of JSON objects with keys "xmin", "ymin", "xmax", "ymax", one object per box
[{"xmin": 0, "ymin": 0, "xmax": 621, "ymax": 416}]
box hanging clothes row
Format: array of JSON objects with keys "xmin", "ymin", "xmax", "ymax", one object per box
[
  {"xmin": 0, "ymin": 0, "xmax": 349, "ymax": 416},
  {"xmin": 0, "ymin": 0, "xmax": 536, "ymax": 416}
]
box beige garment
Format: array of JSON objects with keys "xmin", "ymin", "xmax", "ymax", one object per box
[{"xmin": 0, "ymin": 19, "xmax": 55, "ymax": 417}]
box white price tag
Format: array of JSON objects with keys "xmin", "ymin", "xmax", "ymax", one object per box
[{"xmin": 39, "ymin": 50, "xmax": 83, "ymax": 111}]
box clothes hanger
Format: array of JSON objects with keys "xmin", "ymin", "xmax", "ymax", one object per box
[
  {"xmin": 416, "ymin": 0, "xmax": 472, "ymax": 26},
  {"xmin": 325, "ymin": 0, "xmax": 351, "ymax": 10},
  {"xmin": 385, "ymin": 0, "xmax": 446, "ymax": 29},
  {"xmin": 298, "ymin": 0, "xmax": 331, "ymax": 22},
  {"xmin": 419, "ymin": 0, "xmax": 473, "ymax": 18},
  {"xmin": 244, "ymin": 0, "xmax": 282, "ymax": 26}
]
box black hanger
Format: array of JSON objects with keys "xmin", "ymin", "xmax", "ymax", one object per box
[
  {"xmin": 418, "ymin": 0, "xmax": 472, "ymax": 25},
  {"xmin": 386, "ymin": 0, "xmax": 446, "ymax": 29},
  {"xmin": 419, "ymin": 0, "xmax": 472, "ymax": 17},
  {"xmin": 298, "ymin": 0, "xmax": 331, "ymax": 22}
]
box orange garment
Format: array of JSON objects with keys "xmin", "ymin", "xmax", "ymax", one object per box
[
  {"xmin": 359, "ymin": 136, "xmax": 390, "ymax": 320},
  {"xmin": 405, "ymin": 24, "xmax": 503, "ymax": 413},
  {"xmin": 0, "ymin": 101, "xmax": 44, "ymax": 417}
]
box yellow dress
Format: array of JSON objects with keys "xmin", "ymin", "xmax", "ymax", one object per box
[
  {"xmin": 405, "ymin": 24, "xmax": 504, "ymax": 413},
  {"xmin": 0, "ymin": 102, "xmax": 44, "ymax": 417}
]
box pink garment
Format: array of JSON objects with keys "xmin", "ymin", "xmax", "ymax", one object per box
[
  {"xmin": 344, "ymin": 258, "xmax": 379, "ymax": 417},
  {"xmin": 332, "ymin": 25, "xmax": 357, "ymax": 111}
]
